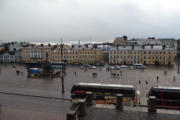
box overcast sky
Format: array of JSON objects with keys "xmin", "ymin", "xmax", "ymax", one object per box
[{"xmin": 0, "ymin": 0, "xmax": 180, "ymax": 44}]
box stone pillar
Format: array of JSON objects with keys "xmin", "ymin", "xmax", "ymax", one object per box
[
  {"xmin": 148, "ymin": 96, "xmax": 157, "ymax": 113},
  {"xmin": 66, "ymin": 111, "xmax": 76, "ymax": 120},
  {"xmin": 116, "ymin": 94, "xmax": 123, "ymax": 110},
  {"xmin": 86, "ymin": 92, "xmax": 93, "ymax": 106},
  {"xmin": 27, "ymin": 68, "xmax": 30, "ymax": 77},
  {"xmin": 78, "ymin": 99, "xmax": 86, "ymax": 116}
]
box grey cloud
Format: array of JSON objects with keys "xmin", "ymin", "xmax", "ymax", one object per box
[{"xmin": 0, "ymin": 0, "xmax": 180, "ymax": 44}]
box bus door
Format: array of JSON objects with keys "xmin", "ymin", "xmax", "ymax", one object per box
[{"xmin": 160, "ymin": 90, "xmax": 165, "ymax": 106}]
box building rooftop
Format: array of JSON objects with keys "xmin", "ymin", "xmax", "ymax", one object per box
[
  {"xmin": 22, "ymin": 45, "xmax": 53, "ymax": 50},
  {"xmin": 110, "ymin": 45, "xmax": 175, "ymax": 51}
]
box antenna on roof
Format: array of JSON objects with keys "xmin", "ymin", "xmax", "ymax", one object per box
[{"xmin": 61, "ymin": 38, "xmax": 63, "ymax": 45}]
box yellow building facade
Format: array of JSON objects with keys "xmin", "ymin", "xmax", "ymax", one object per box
[
  {"xmin": 21, "ymin": 46, "xmax": 51, "ymax": 63},
  {"xmin": 109, "ymin": 46, "xmax": 175, "ymax": 65},
  {"xmin": 22, "ymin": 45, "xmax": 104, "ymax": 64}
]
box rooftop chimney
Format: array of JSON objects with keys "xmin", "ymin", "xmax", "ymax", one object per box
[
  {"xmin": 116, "ymin": 45, "xmax": 119, "ymax": 50},
  {"xmin": 148, "ymin": 37, "xmax": 155, "ymax": 40},
  {"xmin": 151, "ymin": 45, "xmax": 153, "ymax": 49},
  {"xmin": 123, "ymin": 35, "xmax": 128, "ymax": 40},
  {"xmin": 141, "ymin": 45, "xmax": 145, "ymax": 49},
  {"xmin": 163, "ymin": 45, "xmax": 166, "ymax": 50},
  {"xmin": 132, "ymin": 45, "xmax": 134, "ymax": 50}
]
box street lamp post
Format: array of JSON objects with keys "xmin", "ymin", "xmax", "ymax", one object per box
[
  {"xmin": 178, "ymin": 62, "xmax": 180, "ymax": 74},
  {"xmin": 61, "ymin": 39, "xmax": 65, "ymax": 93},
  {"xmin": 176, "ymin": 53, "xmax": 180, "ymax": 73}
]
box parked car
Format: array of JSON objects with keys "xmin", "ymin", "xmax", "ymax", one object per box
[
  {"xmin": 80, "ymin": 66, "xmax": 84, "ymax": 69},
  {"xmin": 89, "ymin": 66, "xmax": 96, "ymax": 69},
  {"xmin": 129, "ymin": 66, "xmax": 135, "ymax": 70},
  {"xmin": 110, "ymin": 66, "xmax": 115, "ymax": 70},
  {"xmin": 120, "ymin": 65, "xmax": 128, "ymax": 68},
  {"xmin": 84, "ymin": 64, "xmax": 91, "ymax": 67},
  {"xmin": 115, "ymin": 65, "xmax": 121, "ymax": 70}
]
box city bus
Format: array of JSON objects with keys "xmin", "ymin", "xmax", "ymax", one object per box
[
  {"xmin": 147, "ymin": 86, "xmax": 180, "ymax": 109},
  {"xmin": 71, "ymin": 83, "xmax": 140, "ymax": 106}
]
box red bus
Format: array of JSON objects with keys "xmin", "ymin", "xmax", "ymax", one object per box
[{"xmin": 147, "ymin": 86, "xmax": 180, "ymax": 109}]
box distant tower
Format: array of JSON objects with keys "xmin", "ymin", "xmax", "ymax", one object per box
[{"xmin": 79, "ymin": 40, "xmax": 80, "ymax": 45}]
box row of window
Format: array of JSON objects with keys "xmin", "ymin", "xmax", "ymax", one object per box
[
  {"xmin": 52, "ymin": 56, "xmax": 78, "ymax": 59},
  {"xmin": 110, "ymin": 56, "xmax": 171, "ymax": 60},
  {"xmin": 52, "ymin": 51, "xmax": 96, "ymax": 55},
  {"xmin": 144, "ymin": 56, "xmax": 171, "ymax": 59},
  {"xmin": 109, "ymin": 60, "xmax": 168, "ymax": 64},
  {"xmin": 110, "ymin": 60, "xmax": 140, "ymax": 64},
  {"xmin": 110, "ymin": 51, "xmax": 173, "ymax": 54},
  {"xmin": 51, "ymin": 60, "xmax": 75, "ymax": 63},
  {"xmin": 110, "ymin": 51, "xmax": 140, "ymax": 54},
  {"xmin": 110, "ymin": 56, "xmax": 140, "ymax": 59},
  {"xmin": 52, "ymin": 51, "xmax": 78, "ymax": 55},
  {"xmin": 0, "ymin": 56, "xmax": 16, "ymax": 58},
  {"xmin": 51, "ymin": 55, "xmax": 96, "ymax": 60},
  {"xmin": 0, "ymin": 56, "xmax": 18, "ymax": 62},
  {"xmin": 80, "ymin": 56, "xmax": 95, "ymax": 59},
  {"xmin": 143, "ymin": 51, "xmax": 171, "ymax": 54}
]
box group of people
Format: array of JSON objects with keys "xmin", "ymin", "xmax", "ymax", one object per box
[
  {"xmin": 111, "ymin": 71, "xmax": 123, "ymax": 77},
  {"xmin": 16, "ymin": 70, "xmax": 23, "ymax": 75},
  {"xmin": 138, "ymin": 80, "xmax": 148, "ymax": 85}
]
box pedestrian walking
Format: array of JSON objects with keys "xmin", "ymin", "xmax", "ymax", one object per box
[
  {"xmin": 139, "ymin": 80, "xmax": 141, "ymax": 84},
  {"xmin": 173, "ymin": 76, "xmax": 176, "ymax": 82},
  {"xmin": 156, "ymin": 76, "xmax": 159, "ymax": 83},
  {"xmin": 74, "ymin": 72, "xmax": 76, "ymax": 76},
  {"xmin": 164, "ymin": 71, "xmax": 167, "ymax": 75},
  {"xmin": 145, "ymin": 81, "xmax": 148, "ymax": 85}
]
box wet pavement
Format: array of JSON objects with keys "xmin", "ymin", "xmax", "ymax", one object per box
[
  {"xmin": 0, "ymin": 63, "xmax": 180, "ymax": 119},
  {"xmin": 0, "ymin": 63, "xmax": 180, "ymax": 104},
  {"xmin": 0, "ymin": 94, "xmax": 71, "ymax": 120},
  {"xmin": 84, "ymin": 106, "xmax": 180, "ymax": 120}
]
